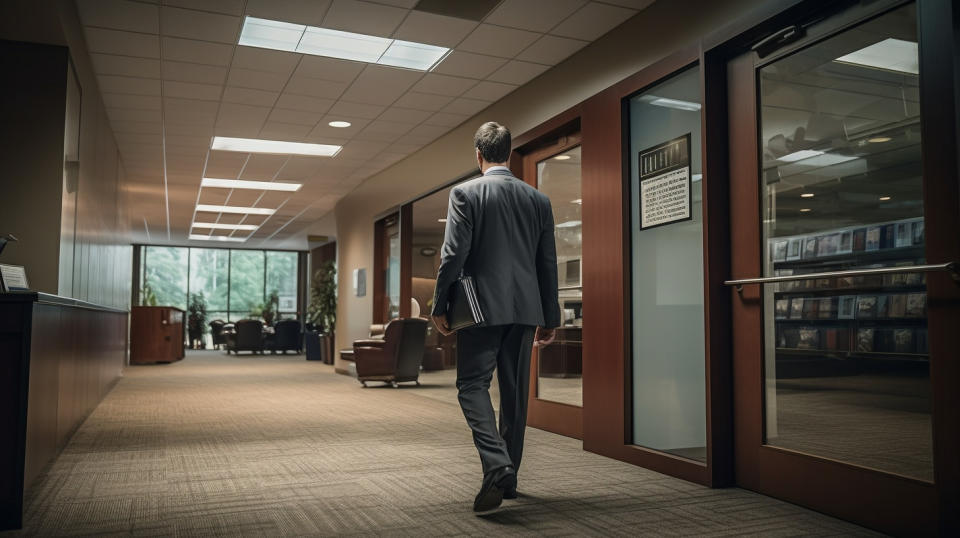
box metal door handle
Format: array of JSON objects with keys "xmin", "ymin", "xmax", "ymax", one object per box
[{"xmin": 725, "ymin": 262, "xmax": 958, "ymax": 292}]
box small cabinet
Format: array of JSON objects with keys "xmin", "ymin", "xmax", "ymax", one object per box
[{"xmin": 130, "ymin": 306, "xmax": 185, "ymax": 364}]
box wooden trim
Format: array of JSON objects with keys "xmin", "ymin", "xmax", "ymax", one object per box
[
  {"xmin": 519, "ymin": 133, "xmax": 584, "ymax": 440},
  {"xmin": 512, "ymin": 105, "xmax": 582, "ymax": 151},
  {"xmin": 918, "ymin": 0, "xmax": 960, "ymax": 534},
  {"xmin": 372, "ymin": 217, "xmax": 386, "ymax": 325},
  {"xmin": 399, "ymin": 204, "xmax": 412, "ymax": 319}
]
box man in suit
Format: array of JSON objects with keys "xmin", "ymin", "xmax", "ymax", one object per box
[{"xmin": 432, "ymin": 121, "xmax": 561, "ymax": 513}]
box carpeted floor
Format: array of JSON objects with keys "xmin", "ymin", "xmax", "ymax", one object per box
[{"xmin": 6, "ymin": 352, "xmax": 879, "ymax": 537}]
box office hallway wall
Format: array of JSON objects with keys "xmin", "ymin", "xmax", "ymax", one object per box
[{"xmin": 10, "ymin": 353, "xmax": 876, "ymax": 536}]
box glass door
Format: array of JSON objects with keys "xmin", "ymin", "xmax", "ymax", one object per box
[
  {"xmin": 727, "ymin": 1, "xmax": 951, "ymax": 533},
  {"xmin": 522, "ymin": 133, "xmax": 583, "ymax": 439}
]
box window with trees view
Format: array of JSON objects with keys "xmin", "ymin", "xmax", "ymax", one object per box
[{"xmin": 139, "ymin": 246, "xmax": 300, "ymax": 324}]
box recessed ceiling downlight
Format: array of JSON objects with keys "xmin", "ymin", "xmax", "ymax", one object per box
[{"xmin": 328, "ymin": 121, "xmax": 352, "ymax": 128}]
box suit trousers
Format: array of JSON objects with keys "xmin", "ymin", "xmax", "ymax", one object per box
[{"xmin": 456, "ymin": 324, "xmax": 535, "ymax": 475}]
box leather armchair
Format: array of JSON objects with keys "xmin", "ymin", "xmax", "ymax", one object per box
[
  {"xmin": 226, "ymin": 319, "xmax": 264, "ymax": 354},
  {"xmin": 271, "ymin": 319, "xmax": 301, "ymax": 354},
  {"xmin": 354, "ymin": 318, "xmax": 427, "ymax": 387},
  {"xmin": 209, "ymin": 319, "xmax": 226, "ymax": 349}
]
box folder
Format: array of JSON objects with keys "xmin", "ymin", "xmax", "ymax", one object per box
[{"xmin": 447, "ymin": 276, "xmax": 484, "ymax": 331}]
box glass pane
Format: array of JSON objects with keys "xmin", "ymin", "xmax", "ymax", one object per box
[
  {"xmin": 267, "ymin": 251, "xmax": 299, "ymax": 315},
  {"xmin": 628, "ymin": 66, "xmax": 706, "ymax": 461},
  {"xmin": 229, "ymin": 250, "xmax": 265, "ymax": 318},
  {"xmin": 760, "ymin": 3, "xmax": 931, "ymax": 481},
  {"xmin": 189, "ymin": 248, "xmax": 229, "ymax": 312},
  {"xmin": 143, "ymin": 246, "xmax": 188, "ymax": 310},
  {"xmin": 537, "ymin": 146, "xmax": 583, "ymax": 407}
]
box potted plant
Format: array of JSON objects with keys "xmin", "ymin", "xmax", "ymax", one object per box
[
  {"xmin": 262, "ymin": 290, "xmax": 280, "ymax": 326},
  {"xmin": 141, "ymin": 282, "xmax": 158, "ymax": 306},
  {"xmin": 306, "ymin": 260, "xmax": 336, "ymax": 363},
  {"xmin": 187, "ymin": 293, "xmax": 207, "ymax": 349}
]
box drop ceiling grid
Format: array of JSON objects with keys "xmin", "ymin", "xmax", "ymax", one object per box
[{"xmin": 76, "ymin": 0, "xmax": 647, "ymax": 244}]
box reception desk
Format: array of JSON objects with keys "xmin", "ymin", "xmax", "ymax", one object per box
[{"xmin": 0, "ymin": 292, "xmax": 127, "ymax": 530}]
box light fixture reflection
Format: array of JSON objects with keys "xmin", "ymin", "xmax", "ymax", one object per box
[
  {"xmin": 801, "ymin": 193, "xmax": 814, "ymax": 198},
  {"xmin": 879, "ymin": 196, "xmax": 892, "ymax": 201},
  {"xmin": 554, "ymin": 155, "xmax": 571, "ymax": 160}
]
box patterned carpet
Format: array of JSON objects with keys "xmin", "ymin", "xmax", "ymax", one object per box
[{"xmin": 5, "ymin": 352, "xmax": 879, "ymax": 537}]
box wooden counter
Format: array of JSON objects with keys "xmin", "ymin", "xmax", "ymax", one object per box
[{"xmin": 0, "ymin": 292, "xmax": 127, "ymax": 530}]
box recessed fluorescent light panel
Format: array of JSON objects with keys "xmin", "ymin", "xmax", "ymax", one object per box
[
  {"xmin": 192, "ymin": 222, "xmax": 259, "ymax": 231},
  {"xmin": 211, "ymin": 136, "xmax": 341, "ymax": 156},
  {"xmin": 195, "ymin": 204, "xmax": 276, "ymax": 215},
  {"xmin": 239, "ymin": 16, "xmax": 450, "ymax": 71},
  {"xmin": 834, "ymin": 38, "xmax": 918, "ymax": 75},
  {"xmin": 189, "ymin": 234, "xmax": 247, "ymax": 242},
  {"xmin": 777, "ymin": 149, "xmax": 824, "ymax": 163},
  {"xmin": 201, "ymin": 177, "xmax": 302, "ymax": 191}
]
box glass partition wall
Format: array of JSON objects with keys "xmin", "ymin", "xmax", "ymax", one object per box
[
  {"xmin": 139, "ymin": 246, "xmax": 301, "ymax": 343},
  {"xmin": 628, "ymin": 65, "xmax": 707, "ymax": 461}
]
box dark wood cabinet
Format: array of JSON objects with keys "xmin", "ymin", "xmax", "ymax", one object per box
[{"xmin": 130, "ymin": 306, "xmax": 184, "ymax": 364}]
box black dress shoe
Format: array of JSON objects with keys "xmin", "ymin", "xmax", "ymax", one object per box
[
  {"xmin": 473, "ymin": 466, "xmax": 517, "ymax": 513},
  {"xmin": 503, "ymin": 487, "xmax": 518, "ymax": 500}
]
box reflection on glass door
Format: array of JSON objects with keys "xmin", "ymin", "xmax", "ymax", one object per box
[
  {"xmin": 537, "ymin": 146, "xmax": 583, "ymax": 407},
  {"xmin": 759, "ymin": 3, "xmax": 931, "ymax": 481}
]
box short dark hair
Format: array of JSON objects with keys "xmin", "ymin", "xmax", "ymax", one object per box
[{"xmin": 474, "ymin": 121, "xmax": 511, "ymax": 164}]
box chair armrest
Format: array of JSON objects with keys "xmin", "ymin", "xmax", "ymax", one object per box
[{"xmin": 353, "ymin": 339, "xmax": 386, "ymax": 348}]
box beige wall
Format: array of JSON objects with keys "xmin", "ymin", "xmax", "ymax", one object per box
[
  {"xmin": 0, "ymin": 0, "xmax": 131, "ymax": 309},
  {"xmin": 333, "ymin": 0, "xmax": 758, "ymax": 367}
]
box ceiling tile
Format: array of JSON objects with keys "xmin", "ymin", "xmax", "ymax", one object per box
[
  {"xmin": 423, "ymin": 111, "xmax": 470, "ymax": 127},
  {"xmin": 361, "ymin": 119, "xmax": 415, "ymax": 135},
  {"xmin": 165, "ymin": 121, "xmax": 214, "ymax": 137},
  {"xmin": 111, "ymin": 120, "xmax": 163, "ymax": 134},
  {"xmin": 284, "ymin": 76, "xmax": 350, "ymax": 99},
  {"xmin": 162, "ymin": 60, "xmax": 228, "ymax": 84},
  {"xmin": 90, "ymin": 53, "xmax": 161, "ymax": 78},
  {"xmin": 77, "ymin": 0, "xmax": 159, "ymax": 33},
  {"xmin": 351, "ymin": 130, "xmax": 401, "ymax": 143},
  {"xmin": 162, "ymin": 37, "xmax": 234, "ymax": 66},
  {"xmin": 164, "ymin": 97, "xmax": 219, "ymax": 126},
  {"xmin": 116, "ymin": 132, "xmax": 163, "ymax": 145},
  {"xmin": 227, "ymin": 68, "xmax": 290, "ymax": 92},
  {"xmin": 107, "ymin": 107, "xmax": 162, "ymax": 123},
  {"xmin": 550, "ymin": 2, "xmax": 636, "ymax": 41},
  {"xmin": 275, "ymin": 93, "xmax": 334, "ymax": 113},
  {"xmin": 216, "ymin": 103, "xmax": 271, "ymax": 133},
  {"xmin": 232, "ymin": 46, "xmax": 301, "ymax": 75},
  {"xmin": 377, "ymin": 107, "xmax": 431, "ymax": 124},
  {"xmin": 432, "ymin": 51, "xmax": 506, "ymax": 79},
  {"xmin": 516, "ymin": 34, "xmax": 589, "ymax": 65},
  {"xmin": 98, "ymin": 75, "xmax": 161, "ymax": 96},
  {"xmin": 487, "ymin": 60, "xmax": 550, "ymax": 85},
  {"xmin": 321, "ymin": 0, "xmax": 407, "ymax": 37},
  {"xmin": 406, "ymin": 123, "xmax": 448, "ymax": 140},
  {"xmin": 340, "ymin": 65, "xmax": 423, "ymax": 105},
  {"xmin": 484, "ymin": 0, "xmax": 585, "ymax": 33},
  {"xmin": 457, "ymin": 24, "xmax": 540, "ymax": 59},
  {"xmin": 259, "ymin": 122, "xmax": 314, "ymax": 140},
  {"xmin": 327, "ymin": 101, "xmax": 385, "ymax": 119},
  {"xmin": 276, "ymin": 156, "xmax": 327, "ymax": 179},
  {"xmin": 102, "ymin": 93, "xmax": 161, "ymax": 110},
  {"xmin": 164, "ymin": 0, "xmax": 245, "ymax": 16},
  {"xmin": 391, "ymin": 11, "xmax": 477, "ymax": 47},
  {"xmin": 161, "ymin": 6, "xmax": 242, "ymax": 43},
  {"xmin": 386, "ymin": 142, "xmax": 422, "ymax": 154},
  {"xmin": 441, "ymin": 97, "xmax": 490, "ymax": 116},
  {"xmin": 205, "ymin": 150, "xmax": 249, "ymax": 178},
  {"xmin": 293, "ymin": 56, "xmax": 365, "ymax": 83},
  {"xmin": 198, "ymin": 189, "xmax": 230, "ymax": 205},
  {"xmin": 267, "ymin": 108, "xmax": 324, "ymax": 126},
  {"xmin": 461, "ymin": 81, "xmax": 517, "ymax": 102},
  {"xmin": 84, "ymin": 28, "xmax": 160, "ymax": 58},
  {"xmin": 392, "ymin": 92, "xmax": 454, "ymax": 111},
  {"xmin": 410, "ymin": 73, "xmax": 476, "ymax": 97},
  {"xmin": 368, "ymin": 0, "xmax": 417, "ymax": 7},
  {"xmin": 222, "ymin": 86, "xmax": 280, "ymax": 106},
  {"xmin": 600, "ymin": 0, "xmax": 655, "ymax": 9},
  {"xmin": 163, "ymin": 80, "xmax": 223, "ymax": 101},
  {"xmin": 240, "ymin": 154, "xmax": 291, "ymax": 179},
  {"xmin": 245, "ymin": 0, "xmax": 331, "ymax": 26},
  {"xmin": 335, "ymin": 140, "xmax": 389, "ymax": 160}
]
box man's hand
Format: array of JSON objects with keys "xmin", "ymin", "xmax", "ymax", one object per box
[
  {"xmin": 534, "ymin": 327, "xmax": 556, "ymax": 347},
  {"xmin": 432, "ymin": 314, "xmax": 453, "ymax": 336}
]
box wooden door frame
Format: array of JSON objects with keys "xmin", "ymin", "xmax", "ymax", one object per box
[
  {"xmin": 372, "ymin": 213, "xmax": 399, "ymax": 325},
  {"xmin": 725, "ymin": 0, "xmax": 958, "ymax": 534},
  {"xmin": 514, "ymin": 126, "xmax": 584, "ymax": 440}
]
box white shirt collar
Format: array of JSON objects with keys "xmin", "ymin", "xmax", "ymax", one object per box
[{"xmin": 483, "ymin": 165, "xmax": 511, "ymax": 175}]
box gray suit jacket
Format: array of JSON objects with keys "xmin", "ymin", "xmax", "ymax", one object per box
[{"xmin": 431, "ymin": 168, "xmax": 561, "ymax": 329}]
